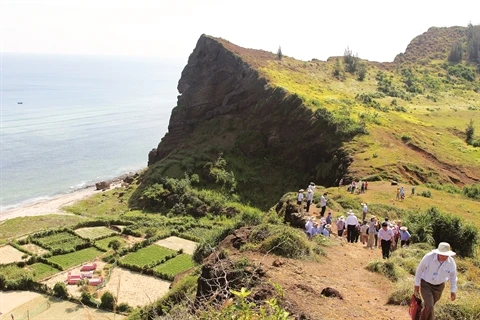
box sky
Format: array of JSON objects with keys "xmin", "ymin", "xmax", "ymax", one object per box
[{"xmin": 1, "ymin": 0, "xmax": 479, "ymax": 63}]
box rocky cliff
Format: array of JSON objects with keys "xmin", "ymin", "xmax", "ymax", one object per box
[{"xmin": 145, "ymin": 35, "xmax": 356, "ymax": 208}]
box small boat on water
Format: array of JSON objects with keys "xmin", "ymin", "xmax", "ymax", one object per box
[{"xmin": 17, "ymin": 102, "xmax": 23, "ymax": 104}]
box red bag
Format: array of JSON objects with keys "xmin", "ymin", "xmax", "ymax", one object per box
[{"xmin": 409, "ymin": 294, "xmax": 422, "ymax": 320}]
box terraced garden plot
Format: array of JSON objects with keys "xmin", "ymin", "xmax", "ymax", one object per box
[
  {"xmin": 183, "ymin": 226, "xmax": 223, "ymax": 241},
  {"xmin": 28, "ymin": 263, "xmax": 60, "ymax": 281},
  {"xmin": 47, "ymin": 247, "xmax": 102, "ymax": 269},
  {"xmin": 0, "ymin": 245, "xmax": 26, "ymax": 264},
  {"xmin": 34, "ymin": 232, "xmax": 87, "ymax": 251},
  {"xmin": 74, "ymin": 226, "xmax": 117, "ymax": 240},
  {"xmin": 95, "ymin": 235, "xmax": 126, "ymax": 251},
  {"xmin": 0, "ymin": 264, "xmax": 33, "ymax": 281},
  {"xmin": 121, "ymin": 245, "xmax": 176, "ymax": 268},
  {"xmin": 153, "ymin": 254, "xmax": 195, "ymax": 277},
  {"xmin": 154, "ymin": 236, "xmax": 198, "ymax": 255},
  {"xmin": 21, "ymin": 243, "xmax": 49, "ymax": 256}
]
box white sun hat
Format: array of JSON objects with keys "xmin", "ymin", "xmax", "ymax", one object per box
[{"xmin": 432, "ymin": 242, "xmax": 456, "ymax": 256}]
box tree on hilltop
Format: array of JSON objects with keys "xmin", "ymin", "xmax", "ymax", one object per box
[
  {"xmin": 277, "ymin": 46, "xmax": 283, "ymax": 60},
  {"xmin": 343, "ymin": 46, "xmax": 358, "ymax": 74},
  {"xmin": 466, "ymin": 23, "xmax": 480, "ymax": 66}
]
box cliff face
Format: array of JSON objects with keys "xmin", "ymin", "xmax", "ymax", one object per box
[{"xmin": 146, "ymin": 35, "xmax": 353, "ymax": 207}]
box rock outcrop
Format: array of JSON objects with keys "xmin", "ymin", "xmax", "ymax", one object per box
[{"xmin": 145, "ymin": 35, "xmax": 353, "ymax": 208}]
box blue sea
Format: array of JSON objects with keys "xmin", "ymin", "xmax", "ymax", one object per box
[{"xmin": 0, "ymin": 53, "xmax": 184, "ymax": 211}]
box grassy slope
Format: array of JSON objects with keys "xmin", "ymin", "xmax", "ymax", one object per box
[{"xmin": 257, "ymin": 56, "xmax": 480, "ymax": 184}]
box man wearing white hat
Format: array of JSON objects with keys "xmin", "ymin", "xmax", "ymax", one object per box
[
  {"xmin": 344, "ymin": 210, "xmax": 358, "ymax": 243},
  {"xmin": 414, "ymin": 242, "xmax": 458, "ymax": 320}
]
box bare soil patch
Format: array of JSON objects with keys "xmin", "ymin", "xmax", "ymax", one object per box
[
  {"xmin": 0, "ymin": 291, "xmax": 41, "ymax": 315},
  {"xmin": 154, "ymin": 236, "xmax": 198, "ymax": 255},
  {"xmin": 22, "ymin": 243, "xmax": 49, "ymax": 256},
  {"xmin": 0, "ymin": 245, "xmax": 27, "ymax": 264},
  {"xmin": 99, "ymin": 267, "xmax": 171, "ymax": 307},
  {"xmin": 0, "ymin": 294, "xmax": 123, "ymax": 320},
  {"xmin": 42, "ymin": 260, "xmax": 107, "ymax": 299}
]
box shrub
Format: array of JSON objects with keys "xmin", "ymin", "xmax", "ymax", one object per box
[
  {"xmin": 404, "ymin": 207, "xmax": 479, "ymax": 257},
  {"xmin": 366, "ymin": 260, "xmax": 405, "ymax": 281},
  {"xmin": 259, "ymin": 226, "xmax": 312, "ymax": 259},
  {"xmin": 420, "ymin": 190, "xmax": 432, "ymax": 198},
  {"xmin": 388, "ymin": 280, "xmax": 412, "ymax": 305},
  {"xmin": 463, "ymin": 183, "xmax": 480, "ymax": 200},
  {"xmin": 100, "ymin": 291, "xmax": 116, "ymax": 311},
  {"xmin": 53, "ymin": 282, "xmax": 68, "ymax": 298},
  {"xmin": 117, "ymin": 302, "xmax": 132, "ymax": 313},
  {"xmin": 401, "ymin": 135, "xmax": 412, "ymax": 142}
]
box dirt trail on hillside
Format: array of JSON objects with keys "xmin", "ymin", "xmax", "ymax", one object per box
[{"xmin": 245, "ymin": 205, "xmax": 411, "ymax": 320}]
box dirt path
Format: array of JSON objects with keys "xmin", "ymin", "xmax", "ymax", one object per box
[{"xmin": 246, "ymin": 202, "xmax": 411, "ymax": 320}]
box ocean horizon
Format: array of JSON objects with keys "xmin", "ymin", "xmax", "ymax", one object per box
[{"xmin": 0, "ymin": 53, "xmax": 184, "ymax": 211}]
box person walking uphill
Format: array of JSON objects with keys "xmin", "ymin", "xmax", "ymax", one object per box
[
  {"xmin": 344, "ymin": 210, "xmax": 358, "ymax": 243},
  {"xmin": 306, "ymin": 189, "xmax": 314, "ymax": 213},
  {"xmin": 377, "ymin": 222, "xmax": 394, "ymax": 259},
  {"xmin": 320, "ymin": 192, "xmax": 328, "ymax": 217},
  {"xmin": 414, "ymin": 242, "xmax": 457, "ymax": 320}
]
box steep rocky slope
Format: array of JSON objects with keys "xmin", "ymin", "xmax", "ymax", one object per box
[{"xmin": 140, "ymin": 27, "xmax": 480, "ymax": 209}]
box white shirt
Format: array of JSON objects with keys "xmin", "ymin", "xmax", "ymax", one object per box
[
  {"xmin": 320, "ymin": 195, "xmax": 327, "ymax": 207},
  {"xmin": 345, "ymin": 214, "xmax": 358, "ymax": 226},
  {"xmin": 308, "ymin": 184, "xmax": 315, "ymax": 192},
  {"xmin": 414, "ymin": 252, "xmax": 457, "ymax": 293},
  {"xmin": 377, "ymin": 228, "xmax": 394, "ymax": 241},
  {"xmin": 306, "ymin": 192, "xmax": 313, "ymax": 201},
  {"xmin": 305, "ymin": 220, "xmax": 313, "ymax": 234},
  {"xmin": 362, "ymin": 205, "xmax": 368, "ymax": 213},
  {"xmin": 297, "ymin": 193, "xmax": 304, "ymax": 202}
]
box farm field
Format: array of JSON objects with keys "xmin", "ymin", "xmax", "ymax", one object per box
[
  {"xmin": 153, "ymin": 254, "xmax": 195, "ymax": 277},
  {"xmin": 29, "ymin": 263, "xmax": 60, "ymax": 281},
  {"xmin": 155, "ymin": 236, "xmax": 198, "ymax": 255},
  {"xmin": 21, "ymin": 243, "xmax": 49, "ymax": 256},
  {"xmin": 121, "ymin": 245, "xmax": 176, "ymax": 268},
  {"xmin": 99, "ymin": 267, "xmax": 171, "ymax": 306},
  {"xmin": 0, "ymin": 294, "xmax": 124, "ymax": 320},
  {"xmin": 95, "ymin": 235, "xmax": 125, "ymax": 251},
  {"xmin": 47, "ymin": 247, "xmax": 103, "ymax": 270},
  {"xmin": 0, "ymin": 245, "xmax": 26, "ymax": 264},
  {"xmin": 74, "ymin": 226, "xmax": 117, "ymax": 240},
  {"xmin": 34, "ymin": 232, "xmax": 87, "ymax": 251}
]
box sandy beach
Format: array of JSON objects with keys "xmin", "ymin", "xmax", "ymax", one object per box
[{"xmin": 0, "ymin": 187, "xmax": 97, "ymax": 222}]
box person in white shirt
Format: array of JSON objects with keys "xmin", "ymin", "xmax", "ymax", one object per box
[
  {"xmin": 305, "ymin": 189, "xmax": 314, "ymax": 213},
  {"xmin": 308, "ymin": 182, "xmax": 315, "ymax": 193},
  {"xmin": 305, "ymin": 218, "xmax": 314, "ymax": 238},
  {"xmin": 414, "ymin": 242, "xmax": 457, "ymax": 320},
  {"xmin": 344, "ymin": 210, "xmax": 358, "ymax": 243},
  {"xmin": 320, "ymin": 192, "xmax": 328, "ymax": 217},
  {"xmin": 377, "ymin": 221, "xmax": 394, "ymax": 259},
  {"xmin": 297, "ymin": 189, "xmax": 304, "ymax": 214},
  {"xmin": 361, "ymin": 203, "xmax": 368, "ymax": 221}
]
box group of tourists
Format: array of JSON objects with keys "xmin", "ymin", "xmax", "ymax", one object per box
[
  {"xmin": 340, "ymin": 178, "xmax": 368, "ymax": 194},
  {"xmin": 297, "ymin": 182, "xmax": 457, "ymax": 320},
  {"xmin": 296, "ymin": 182, "xmax": 328, "ymax": 216}
]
